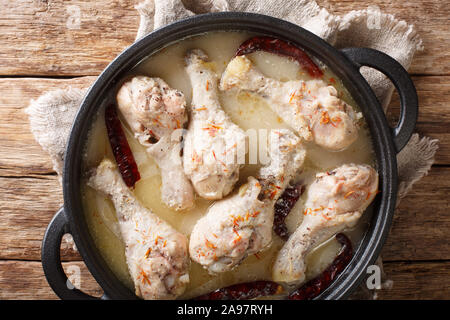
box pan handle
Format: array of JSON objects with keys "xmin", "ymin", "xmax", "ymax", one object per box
[
  {"xmin": 41, "ymin": 208, "xmax": 101, "ymax": 300},
  {"xmin": 341, "ymin": 48, "xmax": 418, "ymax": 153}
]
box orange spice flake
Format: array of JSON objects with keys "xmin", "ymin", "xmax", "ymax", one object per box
[
  {"xmin": 269, "ymin": 190, "xmax": 278, "ymax": 200},
  {"xmin": 330, "ymin": 116, "xmax": 341, "ymax": 127},
  {"xmin": 250, "ymin": 210, "xmax": 261, "ymax": 218},
  {"xmin": 331, "ymin": 116, "xmax": 342, "ymax": 124},
  {"xmin": 202, "ymin": 122, "xmax": 223, "ymax": 137},
  {"xmin": 206, "ymin": 80, "xmax": 210, "ymax": 91},
  {"xmin": 231, "ymin": 214, "xmax": 244, "ymax": 227},
  {"xmin": 144, "ymin": 247, "xmax": 152, "ymax": 259},
  {"xmin": 320, "ymin": 112, "xmax": 342, "ymax": 127},
  {"xmin": 154, "ymin": 235, "xmax": 161, "ymax": 245},
  {"xmin": 289, "ymin": 90, "xmax": 304, "ymax": 105},
  {"xmin": 232, "ymin": 227, "xmax": 242, "ymax": 244},
  {"xmin": 152, "ymin": 117, "xmax": 162, "ymax": 127},
  {"xmin": 192, "ymin": 150, "xmax": 202, "ymax": 163},
  {"xmin": 322, "ymin": 213, "xmax": 331, "ymax": 221},
  {"xmin": 266, "ymin": 183, "xmax": 281, "ymax": 200},
  {"xmin": 289, "ymin": 91, "xmax": 296, "ymax": 104},
  {"xmin": 205, "ymin": 238, "xmax": 217, "ymax": 250},
  {"xmin": 233, "ymin": 235, "xmax": 242, "ymax": 244},
  {"xmin": 198, "ymin": 250, "xmax": 206, "ymax": 258},
  {"xmin": 320, "ymin": 111, "xmax": 330, "ymax": 124},
  {"xmin": 344, "ymin": 190, "xmax": 356, "ymax": 199},
  {"xmin": 140, "ymin": 269, "xmax": 151, "ymax": 285}
]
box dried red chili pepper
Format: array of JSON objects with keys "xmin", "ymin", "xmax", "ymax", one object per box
[
  {"xmin": 274, "ymin": 183, "xmax": 305, "ymax": 240},
  {"xmin": 288, "ymin": 233, "xmax": 353, "ymax": 300},
  {"xmin": 235, "ymin": 36, "xmax": 324, "ymax": 78},
  {"xmin": 104, "ymin": 103, "xmax": 141, "ymax": 188},
  {"xmin": 195, "ymin": 281, "xmax": 283, "ymax": 300}
]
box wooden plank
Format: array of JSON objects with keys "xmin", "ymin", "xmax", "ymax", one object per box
[
  {"xmin": 0, "ymin": 76, "xmax": 95, "ymax": 176},
  {"xmin": 376, "ymin": 261, "xmax": 450, "ymax": 300},
  {"xmin": 0, "ymin": 0, "xmax": 447, "ymax": 76},
  {"xmin": 0, "ymin": 0, "xmax": 446, "ymax": 302},
  {"xmin": 386, "ymin": 75, "xmax": 450, "ymax": 165},
  {"xmin": 0, "ymin": 175, "xmax": 81, "ymax": 261},
  {"xmin": 322, "ymin": 0, "xmax": 450, "ymax": 76},
  {"xmin": 0, "ymin": 75, "xmax": 449, "ymax": 178},
  {"xmin": 0, "ymin": 259, "xmax": 447, "ymax": 299},
  {"xmin": 0, "ymin": 260, "xmax": 103, "ymax": 300},
  {"xmin": 0, "ymin": 0, "xmax": 137, "ymax": 76},
  {"xmin": 381, "ymin": 166, "xmax": 450, "ymax": 261},
  {"xmin": 0, "ymin": 167, "xmax": 448, "ymax": 262}
]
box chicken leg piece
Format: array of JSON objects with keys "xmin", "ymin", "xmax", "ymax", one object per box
[
  {"xmin": 183, "ymin": 49, "xmax": 247, "ymax": 200},
  {"xmin": 189, "ymin": 129, "xmax": 306, "ymax": 274},
  {"xmin": 272, "ymin": 164, "xmax": 378, "ymax": 285},
  {"xmin": 220, "ymin": 55, "xmax": 361, "ymax": 151},
  {"xmin": 88, "ymin": 159, "xmax": 190, "ymax": 299},
  {"xmin": 116, "ymin": 76, "xmax": 194, "ymax": 211}
]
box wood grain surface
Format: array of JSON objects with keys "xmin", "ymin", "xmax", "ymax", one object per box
[{"xmin": 0, "ymin": 0, "xmax": 448, "ymax": 300}]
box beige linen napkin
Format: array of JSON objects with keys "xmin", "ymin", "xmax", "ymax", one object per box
[{"xmin": 26, "ymin": 0, "xmax": 438, "ymax": 299}]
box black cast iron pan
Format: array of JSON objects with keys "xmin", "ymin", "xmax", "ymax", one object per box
[{"xmin": 41, "ymin": 12, "xmax": 417, "ymax": 300}]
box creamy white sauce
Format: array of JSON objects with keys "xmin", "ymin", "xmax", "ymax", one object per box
[{"xmin": 81, "ymin": 31, "xmax": 376, "ymax": 299}]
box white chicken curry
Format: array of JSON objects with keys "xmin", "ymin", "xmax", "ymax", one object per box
[{"xmin": 81, "ymin": 31, "xmax": 378, "ymax": 300}]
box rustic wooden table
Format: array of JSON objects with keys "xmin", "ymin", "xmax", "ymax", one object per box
[{"xmin": 0, "ymin": 0, "xmax": 448, "ymax": 300}]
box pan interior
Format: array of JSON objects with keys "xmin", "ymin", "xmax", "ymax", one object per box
[{"xmin": 63, "ymin": 13, "xmax": 397, "ymax": 300}]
